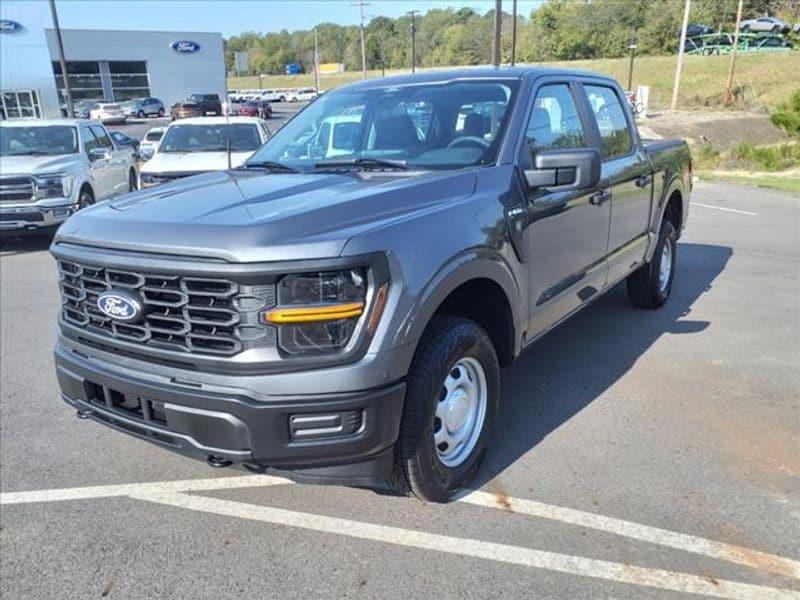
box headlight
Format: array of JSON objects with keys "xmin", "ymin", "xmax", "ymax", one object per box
[
  {"xmin": 261, "ymin": 270, "xmax": 369, "ymax": 356},
  {"xmin": 33, "ymin": 173, "xmax": 73, "ymax": 199}
]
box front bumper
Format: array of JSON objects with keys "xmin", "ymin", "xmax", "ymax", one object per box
[
  {"xmin": 55, "ymin": 342, "xmax": 406, "ymax": 486},
  {"xmin": 0, "ymin": 202, "xmax": 76, "ymax": 231}
]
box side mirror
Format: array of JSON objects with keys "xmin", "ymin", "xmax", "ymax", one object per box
[
  {"xmin": 524, "ymin": 148, "xmax": 601, "ymax": 191},
  {"xmin": 89, "ymin": 148, "xmax": 111, "ymax": 162}
]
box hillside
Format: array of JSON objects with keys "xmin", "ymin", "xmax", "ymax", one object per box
[{"xmin": 229, "ymin": 52, "xmax": 800, "ymax": 112}]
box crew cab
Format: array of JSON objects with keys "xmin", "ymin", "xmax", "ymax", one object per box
[
  {"xmin": 51, "ymin": 68, "xmax": 690, "ymax": 501},
  {"xmin": 139, "ymin": 116, "xmax": 270, "ymax": 187},
  {"xmin": 1, "ymin": 119, "xmax": 137, "ymax": 232}
]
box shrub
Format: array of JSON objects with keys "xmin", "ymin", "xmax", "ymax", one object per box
[{"xmin": 771, "ymin": 89, "xmax": 800, "ymax": 137}]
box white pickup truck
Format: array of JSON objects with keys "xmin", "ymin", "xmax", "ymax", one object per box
[{"xmin": 0, "ymin": 119, "xmax": 137, "ymax": 233}]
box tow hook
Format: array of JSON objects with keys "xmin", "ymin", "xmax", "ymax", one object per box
[
  {"xmin": 207, "ymin": 455, "xmax": 232, "ymax": 468},
  {"xmin": 75, "ymin": 409, "xmax": 91, "ymax": 420}
]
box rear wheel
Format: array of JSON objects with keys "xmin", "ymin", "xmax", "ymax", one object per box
[
  {"xmin": 137, "ymin": 110, "xmax": 145, "ymax": 118},
  {"xmin": 396, "ymin": 316, "xmax": 500, "ymax": 502},
  {"xmin": 626, "ymin": 219, "xmax": 677, "ymax": 309},
  {"xmin": 157, "ymin": 108, "xmax": 164, "ymax": 117}
]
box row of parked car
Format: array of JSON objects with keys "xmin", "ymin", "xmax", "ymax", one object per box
[
  {"xmin": 682, "ymin": 18, "xmax": 799, "ymax": 55},
  {"xmin": 228, "ymin": 88, "xmax": 319, "ymax": 103}
]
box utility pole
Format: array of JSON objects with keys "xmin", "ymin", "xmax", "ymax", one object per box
[
  {"xmin": 313, "ymin": 27, "xmax": 321, "ymax": 92},
  {"xmin": 627, "ymin": 29, "xmax": 637, "ymax": 91},
  {"xmin": 407, "ymin": 10, "xmax": 419, "ymax": 73},
  {"xmin": 511, "ymin": 0, "xmax": 517, "ymax": 66},
  {"xmin": 49, "ymin": 0, "xmax": 73, "ymax": 116},
  {"xmin": 352, "ymin": 0, "xmax": 369, "ymax": 79},
  {"xmin": 671, "ymin": 0, "xmax": 691, "ymax": 110},
  {"xmin": 492, "ymin": 0, "xmax": 502, "ymax": 67},
  {"xmin": 724, "ymin": 0, "xmax": 744, "ymax": 106}
]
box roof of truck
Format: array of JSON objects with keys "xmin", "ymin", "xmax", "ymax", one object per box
[{"xmin": 342, "ymin": 65, "xmax": 610, "ymax": 91}]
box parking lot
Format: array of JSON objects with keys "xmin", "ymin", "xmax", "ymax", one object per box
[{"xmin": 1, "ymin": 181, "xmax": 798, "ymax": 599}]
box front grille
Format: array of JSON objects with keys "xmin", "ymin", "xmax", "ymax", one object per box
[
  {"xmin": 0, "ymin": 176, "xmax": 34, "ymax": 203},
  {"xmin": 58, "ymin": 259, "xmax": 276, "ymax": 357},
  {"xmin": 147, "ymin": 172, "xmax": 202, "ymax": 185},
  {"xmin": 0, "ymin": 211, "xmax": 43, "ymax": 222}
]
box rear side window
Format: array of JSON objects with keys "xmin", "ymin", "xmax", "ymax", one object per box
[
  {"xmin": 524, "ymin": 84, "xmax": 587, "ymax": 155},
  {"xmin": 582, "ymin": 85, "xmax": 632, "ymax": 159}
]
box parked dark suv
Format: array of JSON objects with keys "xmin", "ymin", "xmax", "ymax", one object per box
[
  {"xmin": 51, "ymin": 67, "xmax": 691, "ymax": 502},
  {"xmin": 170, "ymin": 94, "xmax": 222, "ymax": 119}
]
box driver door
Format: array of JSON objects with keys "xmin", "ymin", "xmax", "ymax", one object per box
[
  {"xmin": 521, "ymin": 82, "xmax": 611, "ymax": 335},
  {"xmin": 80, "ymin": 126, "xmax": 114, "ymax": 200}
]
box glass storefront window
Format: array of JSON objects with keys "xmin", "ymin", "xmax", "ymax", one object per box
[{"xmin": 1, "ymin": 90, "xmax": 42, "ymax": 120}]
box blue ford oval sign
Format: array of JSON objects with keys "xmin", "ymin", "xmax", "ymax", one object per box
[
  {"xmin": 0, "ymin": 20, "xmax": 23, "ymax": 33},
  {"xmin": 171, "ymin": 40, "xmax": 201, "ymax": 54},
  {"xmin": 97, "ymin": 291, "xmax": 144, "ymax": 323}
]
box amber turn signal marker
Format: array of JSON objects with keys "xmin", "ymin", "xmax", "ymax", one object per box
[
  {"xmin": 263, "ymin": 302, "xmax": 365, "ymax": 324},
  {"xmin": 367, "ymin": 283, "xmax": 389, "ymax": 334}
]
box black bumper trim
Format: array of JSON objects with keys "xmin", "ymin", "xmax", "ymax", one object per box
[{"xmin": 55, "ymin": 345, "xmax": 406, "ymax": 476}]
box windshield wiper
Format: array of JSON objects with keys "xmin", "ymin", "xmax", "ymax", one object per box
[
  {"xmin": 313, "ymin": 157, "xmax": 408, "ymax": 171},
  {"xmin": 242, "ymin": 160, "xmax": 299, "ymax": 173},
  {"xmin": 5, "ymin": 150, "xmax": 54, "ymax": 156}
]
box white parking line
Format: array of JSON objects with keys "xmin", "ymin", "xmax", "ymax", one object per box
[
  {"xmin": 0, "ymin": 475, "xmax": 285, "ymax": 505},
  {"xmin": 132, "ymin": 489, "xmax": 799, "ymax": 600},
  {"xmin": 3, "ymin": 474, "xmax": 798, "ymax": 584},
  {"xmin": 691, "ymin": 202, "xmax": 758, "ymax": 216},
  {"xmin": 458, "ymin": 490, "xmax": 800, "ymax": 581}
]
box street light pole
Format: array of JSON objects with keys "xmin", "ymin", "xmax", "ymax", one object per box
[
  {"xmin": 627, "ymin": 30, "xmax": 637, "ymax": 91},
  {"xmin": 407, "ymin": 10, "xmax": 419, "ymax": 73},
  {"xmin": 492, "ymin": 0, "xmax": 502, "ymax": 67},
  {"xmin": 49, "ymin": 0, "xmax": 73, "ymax": 116},
  {"xmin": 724, "ymin": 0, "xmax": 744, "ymax": 106},
  {"xmin": 511, "ymin": 0, "xmax": 517, "ymax": 66},
  {"xmin": 671, "ymin": 0, "xmax": 691, "ymax": 110}
]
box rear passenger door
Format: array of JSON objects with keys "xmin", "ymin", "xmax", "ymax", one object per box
[
  {"xmin": 580, "ymin": 83, "xmax": 652, "ymax": 283},
  {"xmin": 81, "ymin": 126, "xmax": 114, "ymax": 200},
  {"xmin": 521, "ymin": 81, "xmax": 611, "ymax": 334},
  {"xmin": 91, "ymin": 125, "xmax": 128, "ymax": 197}
]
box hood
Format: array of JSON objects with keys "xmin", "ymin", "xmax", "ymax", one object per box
[
  {"xmin": 141, "ymin": 151, "xmax": 255, "ymax": 174},
  {"xmin": 55, "ymin": 168, "xmax": 477, "ymax": 262},
  {"xmin": 0, "ymin": 154, "xmax": 80, "ymax": 176}
]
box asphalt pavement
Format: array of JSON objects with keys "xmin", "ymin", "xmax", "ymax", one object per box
[{"xmin": 1, "ymin": 182, "xmax": 798, "ymax": 599}]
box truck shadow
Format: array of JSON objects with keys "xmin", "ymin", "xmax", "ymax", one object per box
[
  {"xmin": 474, "ymin": 242, "xmax": 733, "ymax": 488},
  {"xmin": 0, "ymin": 231, "xmax": 54, "ymax": 256}
]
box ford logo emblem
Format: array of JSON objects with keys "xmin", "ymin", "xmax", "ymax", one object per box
[
  {"xmin": 170, "ymin": 40, "xmax": 201, "ymax": 54},
  {"xmin": 97, "ymin": 291, "xmax": 144, "ymax": 323},
  {"xmin": 0, "ymin": 20, "xmax": 23, "ymax": 33}
]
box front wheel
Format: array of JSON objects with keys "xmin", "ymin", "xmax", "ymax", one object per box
[
  {"xmin": 77, "ymin": 187, "xmax": 94, "ymax": 210},
  {"xmin": 626, "ymin": 219, "xmax": 677, "ymax": 309},
  {"xmin": 396, "ymin": 316, "xmax": 500, "ymax": 502},
  {"xmin": 137, "ymin": 110, "xmax": 145, "ymax": 118},
  {"xmin": 157, "ymin": 108, "xmax": 165, "ymax": 117}
]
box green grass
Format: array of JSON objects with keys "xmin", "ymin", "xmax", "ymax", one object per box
[
  {"xmin": 698, "ymin": 172, "xmax": 800, "ymax": 195},
  {"xmin": 229, "ymin": 52, "xmax": 800, "ymax": 111}
]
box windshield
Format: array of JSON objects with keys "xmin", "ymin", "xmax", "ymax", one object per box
[
  {"xmin": 248, "ymin": 79, "xmax": 519, "ymax": 171},
  {"xmin": 145, "ymin": 130, "xmax": 163, "ymax": 142},
  {"xmin": 159, "ymin": 123, "xmax": 261, "ymax": 153},
  {"xmin": 0, "ymin": 126, "xmax": 79, "ymax": 156}
]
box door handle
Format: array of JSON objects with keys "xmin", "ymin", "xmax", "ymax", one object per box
[
  {"xmin": 635, "ymin": 174, "xmax": 653, "ymax": 188},
  {"xmin": 589, "ymin": 189, "xmax": 611, "ymax": 206}
]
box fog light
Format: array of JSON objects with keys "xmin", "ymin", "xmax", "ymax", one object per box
[{"xmin": 289, "ymin": 410, "xmax": 363, "ymax": 440}]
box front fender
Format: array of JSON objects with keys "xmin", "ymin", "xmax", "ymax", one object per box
[{"xmin": 392, "ymin": 246, "xmax": 523, "ymax": 357}]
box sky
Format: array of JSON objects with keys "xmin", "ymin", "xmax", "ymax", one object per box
[{"xmin": 44, "ymin": 0, "xmax": 544, "ymax": 37}]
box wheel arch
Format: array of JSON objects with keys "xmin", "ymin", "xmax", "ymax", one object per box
[{"xmin": 399, "ymin": 250, "xmax": 522, "ymax": 368}]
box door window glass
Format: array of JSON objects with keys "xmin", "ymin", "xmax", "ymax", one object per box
[
  {"xmin": 525, "ymin": 84, "xmax": 587, "ymax": 156},
  {"xmin": 583, "ymin": 85, "xmax": 632, "ymax": 159},
  {"xmin": 81, "ymin": 127, "xmax": 100, "ymax": 155},
  {"xmin": 90, "ymin": 126, "xmax": 113, "ymax": 149}
]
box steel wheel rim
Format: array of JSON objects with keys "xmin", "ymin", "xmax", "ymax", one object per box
[
  {"xmin": 658, "ymin": 238, "xmax": 673, "ymax": 293},
  {"xmin": 434, "ymin": 356, "xmax": 488, "ymax": 468}
]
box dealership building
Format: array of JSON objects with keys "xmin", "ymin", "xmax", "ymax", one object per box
[{"xmin": 1, "ymin": 2, "xmax": 225, "ymax": 119}]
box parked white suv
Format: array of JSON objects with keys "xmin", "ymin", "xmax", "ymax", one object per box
[
  {"xmin": 89, "ymin": 103, "xmax": 126, "ymax": 125},
  {"xmin": 0, "ymin": 119, "xmax": 138, "ymax": 232},
  {"xmin": 286, "ymin": 88, "xmax": 319, "ymax": 103},
  {"xmin": 139, "ymin": 116, "xmax": 270, "ymax": 188}
]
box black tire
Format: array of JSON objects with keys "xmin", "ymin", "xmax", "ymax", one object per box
[
  {"xmin": 128, "ymin": 170, "xmax": 137, "ymax": 192},
  {"xmin": 158, "ymin": 108, "xmax": 165, "ymax": 117},
  {"xmin": 78, "ymin": 187, "xmax": 94, "ymax": 210},
  {"xmin": 137, "ymin": 110, "xmax": 145, "ymax": 118},
  {"xmin": 396, "ymin": 316, "xmax": 500, "ymax": 502},
  {"xmin": 772, "ymin": 25, "xmax": 780, "ymax": 33},
  {"xmin": 626, "ymin": 219, "xmax": 677, "ymax": 309},
  {"xmin": 279, "ymin": 95, "xmax": 286, "ymax": 103}
]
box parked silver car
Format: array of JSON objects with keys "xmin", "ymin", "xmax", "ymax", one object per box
[
  {"xmin": 740, "ymin": 16, "xmax": 790, "ymax": 33},
  {"xmin": 123, "ymin": 97, "xmax": 165, "ymax": 118}
]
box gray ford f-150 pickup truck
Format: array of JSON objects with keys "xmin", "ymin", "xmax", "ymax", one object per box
[{"xmin": 51, "ymin": 67, "xmax": 691, "ymax": 502}]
